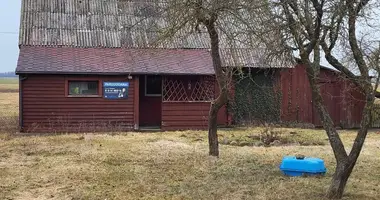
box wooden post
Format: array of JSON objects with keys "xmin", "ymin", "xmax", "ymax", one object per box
[{"xmin": 134, "ymin": 76, "xmax": 139, "ymax": 130}]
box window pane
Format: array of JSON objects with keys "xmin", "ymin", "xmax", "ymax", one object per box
[
  {"xmin": 146, "ymin": 75, "xmax": 162, "ymax": 96},
  {"xmin": 69, "ymin": 81, "xmax": 99, "ymax": 95}
]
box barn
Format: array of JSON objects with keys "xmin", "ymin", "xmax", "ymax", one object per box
[
  {"xmin": 16, "ymin": 0, "xmax": 366, "ymax": 133},
  {"xmin": 279, "ymin": 63, "xmax": 366, "ymax": 128},
  {"xmin": 15, "ymin": 0, "xmax": 266, "ymax": 133},
  {"xmin": 228, "ymin": 63, "xmax": 365, "ymax": 129}
]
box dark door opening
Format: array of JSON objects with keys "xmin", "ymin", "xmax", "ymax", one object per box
[{"xmin": 139, "ymin": 75, "xmax": 162, "ymax": 128}]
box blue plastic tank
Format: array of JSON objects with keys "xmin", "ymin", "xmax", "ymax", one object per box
[{"xmin": 280, "ymin": 156, "xmax": 326, "ymax": 176}]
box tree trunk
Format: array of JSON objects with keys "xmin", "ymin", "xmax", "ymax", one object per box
[
  {"xmin": 327, "ymin": 163, "xmax": 354, "ymax": 199},
  {"xmin": 208, "ymin": 88, "xmax": 228, "ymax": 157},
  {"xmin": 208, "ymin": 110, "xmax": 219, "ymax": 156},
  {"xmin": 304, "ymin": 59, "xmax": 376, "ymax": 199},
  {"xmin": 208, "ymin": 99, "xmax": 223, "ymax": 157},
  {"xmin": 303, "ymin": 61, "xmax": 348, "ymax": 161},
  {"xmin": 203, "ymin": 17, "xmax": 229, "ymax": 157}
]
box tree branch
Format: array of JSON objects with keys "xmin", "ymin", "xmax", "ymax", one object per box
[
  {"xmin": 305, "ymin": 0, "xmax": 323, "ymax": 55},
  {"xmin": 346, "ymin": 0, "xmax": 369, "ymax": 78},
  {"xmin": 356, "ymin": 0, "xmax": 370, "ymax": 14}
]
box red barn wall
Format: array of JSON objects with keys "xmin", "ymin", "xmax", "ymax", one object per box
[
  {"xmin": 21, "ymin": 74, "xmax": 136, "ymax": 133},
  {"xmin": 161, "ymin": 102, "xmax": 210, "ymax": 131},
  {"xmin": 161, "ymin": 75, "xmax": 229, "ymax": 131},
  {"xmin": 339, "ymin": 81, "xmax": 366, "ymax": 127},
  {"xmin": 215, "ymin": 77, "xmax": 232, "ymax": 126},
  {"xmin": 279, "ymin": 64, "xmax": 365, "ymax": 128},
  {"xmin": 161, "ymin": 101, "xmax": 229, "ymax": 131},
  {"xmin": 21, "ymin": 74, "xmax": 231, "ymax": 133},
  {"xmin": 280, "ymin": 65, "xmax": 313, "ymax": 124}
]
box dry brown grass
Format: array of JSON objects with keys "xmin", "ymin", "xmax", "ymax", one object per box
[
  {"xmin": 0, "ymin": 78, "xmax": 19, "ymax": 119},
  {"xmin": 0, "ymin": 130, "xmax": 380, "ymax": 200},
  {"xmin": 1, "ymin": 79, "xmax": 380, "ymax": 200},
  {"xmin": 0, "ymin": 85, "xmax": 18, "ymax": 93},
  {"xmin": 0, "ymin": 91, "xmax": 19, "ymax": 136}
]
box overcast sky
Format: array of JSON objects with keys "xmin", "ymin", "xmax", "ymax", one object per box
[{"xmin": 0, "ymin": 1, "xmax": 21, "ymax": 73}]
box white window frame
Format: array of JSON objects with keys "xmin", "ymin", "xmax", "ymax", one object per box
[{"xmin": 67, "ymin": 80, "xmax": 101, "ymax": 97}]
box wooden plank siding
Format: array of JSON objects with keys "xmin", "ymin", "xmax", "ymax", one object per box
[
  {"xmin": 280, "ymin": 64, "xmax": 313, "ymax": 124},
  {"xmin": 279, "ymin": 64, "xmax": 365, "ymax": 128},
  {"xmin": 21, "ymin": 75, "xmax": 135, "ymax": 133},
  {"xmin": 161, "ymin": 75, "xmax": 230, "ymax": 131},
  {"xmin": 161, "ymin": 102, "xmax": 210, "ymax": 131}
]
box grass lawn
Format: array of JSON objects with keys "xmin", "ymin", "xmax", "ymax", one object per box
[
  {"xmin": 0, "ymin": 88, "xmax": 18, "ymax": 133},
  {"xmin": 1, "ymin": 130, "xmax": 380, "ymax": 200},
  {"xmin": 0, "ymin": 77, "xmax": 18, "ymax": 93},
  {"xmin": 0, "ymin": 92, "xmax": 18, "ymax": 116},
  {"xmin": 1, "ymin": 81, "xmax": 380, "ymax": 200},
  {"xmin": 0, "ymin": 77, "xmax": 18, "ymax": 84}
]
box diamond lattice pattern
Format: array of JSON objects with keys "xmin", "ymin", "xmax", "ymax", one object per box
[{"xmin": 163, "ymin": 76, "xmax": 215, "ymax": 102}]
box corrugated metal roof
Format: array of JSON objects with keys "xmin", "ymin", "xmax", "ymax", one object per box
[
  {"xmin": 18, "ymin": 0, "xmax": 289, "ymax": 69},
  {"xmin": 16, "ymin": 46, "xmax": 215, "ymax": 75},
  {"xmin": 19, "ymin": 0, "xmax": 211, "ymax": 48}
]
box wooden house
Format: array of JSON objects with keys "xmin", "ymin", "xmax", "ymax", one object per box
[{"xmin": 16, "ymin": 0, "xmax": 365, "ymax": 133}]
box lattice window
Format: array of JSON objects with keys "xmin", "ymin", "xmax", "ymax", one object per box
[
  {"xmin": 190, "ymin": 76, "xmax": 215, "ymax": 101},
  {"xmin": 163, "ymin": 78, "xmax": 188, "ymax": 101},
  {"xmin": 163, "ymin": 76, "xmax": 215, "ymax": 102}
]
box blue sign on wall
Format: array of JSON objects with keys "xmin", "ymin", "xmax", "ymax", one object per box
[{"xmin": 103, "ymin": 82, "xmax": 130, "ymax": 99}]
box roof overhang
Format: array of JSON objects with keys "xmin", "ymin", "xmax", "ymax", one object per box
[{"xmin": 16, "ymin": 46, "xmax": 216, "ymax": 75}]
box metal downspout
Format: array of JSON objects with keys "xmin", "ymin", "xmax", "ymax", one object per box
[{"xmin": 19, "ymin": 75, "xmax": 27, "ymax": 132}]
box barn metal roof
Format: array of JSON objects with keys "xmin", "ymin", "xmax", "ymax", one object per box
[
  {"xmin": 16, "ymin": 46, "xmax": 215, "ymax": 75},
  {"xmin": 19, "ymin": 0, "xmax": 229, "ymax": 49},
  {"xmin": 17, "ymin": 0, "xmax": 289, "ymax": 72}
]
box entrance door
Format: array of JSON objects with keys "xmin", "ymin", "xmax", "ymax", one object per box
[{"xmin": 139, "ymin": 75, "xmax": 162, "ymax": 127}]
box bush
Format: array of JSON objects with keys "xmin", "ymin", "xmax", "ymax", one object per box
[{"xmin": 259, "ymin": 127, "xmax": 283, "ymax": 146}]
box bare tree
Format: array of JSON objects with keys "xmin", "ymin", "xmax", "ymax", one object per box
[
  {"xmin": 257, "ymin": 0, "xmax": 379, "ymax": 198},
  {"xmin": 155, "ymin": 0, "xmax": 293, "ymax": 157},
  {"xmin": 155, "ymin": 0, "xmax": 379, "ymax": 197},
  {"xmin": 159, "ymin": 0, "xmax": 264, "ymax": 157}
]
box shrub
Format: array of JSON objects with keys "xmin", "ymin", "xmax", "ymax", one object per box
[{"xmin": 259, "ymin": 127, "xmax": 283, "ymax": 146}]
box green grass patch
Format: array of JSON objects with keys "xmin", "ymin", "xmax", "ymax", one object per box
[
  {"xmin": 0, "ymin": 78, "xmax": 19, "ymax": 93},
  {"xmin": 0, "ymin": 78, "xmax": 18, "ymax": 84}
]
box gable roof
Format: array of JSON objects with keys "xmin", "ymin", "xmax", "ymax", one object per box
[
  {"xmin": 16, "ymin": 46, "xmax": 215, "ymax": 75},
  {"xmin": 19, "ymin": 0, "xmax": 225, "ymax": 48},
  {"xmin": 17, "ymin": 0, "xmax": 290, "ymax": 74}
]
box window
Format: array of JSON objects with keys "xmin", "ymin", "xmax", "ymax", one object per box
[
  {"xmin": 68, "ymin": 81, "xmax": 99, "ymax": 96},
  {"xmin": 162, "ymin": 76, "xmax": 215, "ymax": 102},
  {"xmin": 145, "ymin": 75, "xmax": 162, "ymax": 96}
]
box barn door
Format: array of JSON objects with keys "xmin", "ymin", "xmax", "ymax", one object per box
[{"xmin": 139, "ymin": 75, "xmax": 162, "ymax": 128}]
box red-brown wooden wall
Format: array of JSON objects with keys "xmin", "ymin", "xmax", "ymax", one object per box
[
  {"xmin": 160, "ymin": 75, "xmax": 229, "ymax": 131},
  {"xmin": 279, "ymin": 64, "xmax": 365, "ymax": 128},
  {"xmin": 20, "ymin": 74, "xmax": 230, "ymax": 133},
  {"xmin": 23, "ymin": 68, "xmax": 365, "ymax": 132},
  {"xmin": 21, "ymin": 75, "xmax": 136, "ymax": 133},
  {"xmin": 161, "ymin": 102, "xmax": 210, "ymax": 131}
]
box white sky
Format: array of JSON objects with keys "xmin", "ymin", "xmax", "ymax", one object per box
[{"xmin": 0, "ymin": 0, "xmax": 21, "ymax": 73}]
